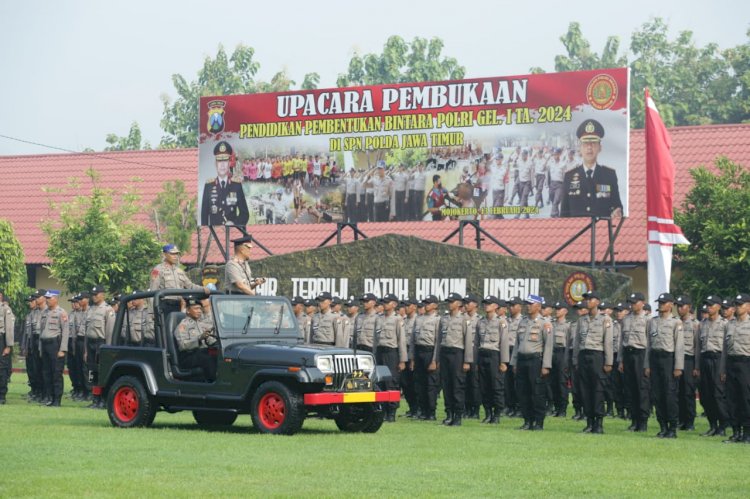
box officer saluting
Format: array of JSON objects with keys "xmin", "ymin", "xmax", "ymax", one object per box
[
  {"xmin": 560, "ymin": 119, "xmax": 623, "ymax": 218},
  {"xmin": 201, "ymin": 141, "xmax": 249, "ymax": 226}
]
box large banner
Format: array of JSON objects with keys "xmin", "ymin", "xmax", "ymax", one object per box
[{"xmin": 198, "ymin": 68, "xmax": 629, "ymax": 226}]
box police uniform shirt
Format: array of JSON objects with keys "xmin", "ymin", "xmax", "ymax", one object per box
[
  {"xmin": 572, "ymin": 312, "xmax": 613, "ymax": 367},
  {"xmin": 357, "ymin": 310, "xmax": 379, "ymax": 348},
  {"xmin": 618, "ymin": 312, "xmax": 649, "ymax": 356},
  {"xmin": 403, "ymin": 314, "xmax": 417, "ymax": 356},
  {"xmin": 411, "ymin": 312, "xmax": 441, "ymax": 362},
  {"xmin": 411, "ymin": 170, "xmax": 427, "ymax": 192},
  {"xmin": 724, "ymin": 315, "xmax": 750, "ymax": 358},
  {"xmin": 200, "ymin": 177, "xmax": 249, "ymax": 226},
  {"xmin": 150, "ymin": 262, "xmax": 203, "ymax": 291},
  {"xmin": 296, "ymin": 312, "xmax": 311, "ymax": 343},
  {"xmin": 377, "ymin": 313, "xmax": 408, "ymax": 362},
  {"xmin": 311, "ymin": 310, "xmax": 340, "ymax": 345},
  {"xmin": 553, "ymin": 320, "xmax": 571, "ymax": 350},
  {"xmin": 476, "ymin": 315, "xmax": 510, "ymax": 363},
  {"xmin": 549, "ymin": 158, "xmax": 566, "ymax": 183},
  {"xmin": 338, "ymin": 315, "xmax": 357, "ymax": 348},
  {"xmin": 225, "ymin": 258, "xmax": 254, "ymax": 294},
  {"xmin": 345, "ymin": 176, "xmax": 362, "ymax": 201},
  {"xmin": 75, "ymin": 308, "xmax": 88, "ymax": 337},
  {"xmin": 560, "ymin": 164, "xmax": 622, "ymax": 217},
  {"xmin": 40, "ymin": 306, "xmax": 70, "ymax": 352},
  {"xmin": 507, "ymin": 314, "xmax": 522, "ymax": 345},
  {"xmin": 516, "ymin": 157, "xmax": 533, "ymax": 183},
  {"xmin": 0, "ymin": 302, "xmax": 15, "ymax": 346},
  {"xmin": 700, "ymin": 317, "xmax": 728, "ymax": 353},
  {"xmin": 510, "ymin": 315, "xmax": 553, "ymax": 369},
  {"xmin": 439, "ymin": 312, "xmax": 473, "ymax": 363},
  {"xmin": 175, "ymin": 313, "xmax": 216, "ymax": 352},
  {"xmin": 612, "ymin": 320, "xmax": 622, "ymax": 353},
  {"xmin": 122, "ymin": 307, "xmax": 154, "ymax": 343},
  {"xmin": 31, "ymin": 306, "xmax": 46, "ymax": 336},
  {"xmin": 85, "ymin": 302, "xmax": 116, "ymax": 343},
  {"xmin": 647, "ymin": 316, "xmax": 685, "ymax": 371},
  {"xmin": 393, "ymin": 171, "xmax": 409, "ymax": 192},
  {"xmin": 372, "ymin": 176, "xmax": 393, "ymax": 203},
  {"xmin": 682, "ymin": 316, "xmax": 701, "ymax": 358}
]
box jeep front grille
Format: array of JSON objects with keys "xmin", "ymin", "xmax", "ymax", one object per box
[{"xmin": 334, "ymin": 355, "xmax": 356, "ymax": 374}]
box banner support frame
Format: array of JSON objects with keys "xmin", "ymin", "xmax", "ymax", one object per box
[
  {"xmin": 442, "ymin": 220, "xmax": 517, "ymax": 256},
  {"xmin": 318, "ymin": 223, "xmax": 368, "ymax": 247}
]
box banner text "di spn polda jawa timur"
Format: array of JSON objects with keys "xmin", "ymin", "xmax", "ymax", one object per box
[{"xmin": 198, "ymin": 68, "xmax": 629, "ymax": 226}]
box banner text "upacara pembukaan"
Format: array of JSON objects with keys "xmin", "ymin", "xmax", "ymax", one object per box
[{"xmin": 276, "ymin": 79, "xmax": 528, "ymax": 118}]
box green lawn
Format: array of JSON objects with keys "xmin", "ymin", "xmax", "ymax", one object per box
[{"xmin": 1, "ymin": 373, "xmax": 748, "ymax": 498}]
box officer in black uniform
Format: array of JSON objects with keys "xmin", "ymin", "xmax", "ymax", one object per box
[
  {"xmin": 201, "ymin": 141, "xmax": 249, "ymax": 226},
  {"xmin": 560, "ymin": 119, "xmax": 623, "ymax": 218}
]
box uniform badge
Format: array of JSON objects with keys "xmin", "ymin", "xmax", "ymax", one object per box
[{"xmin": 207, "ymin": 100, "xmax": 226, "ymax": 134}]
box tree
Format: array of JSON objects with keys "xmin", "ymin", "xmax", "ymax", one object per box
[
  {"xmin": 336, "ymin": 36, "xmax": 465, "ymax": 87},
  {"xmin": 159, "ymin": 45, "xmax": 319, "ymax": 148},
  {"xmin": 104, "ymin": 122, "xmax": 151, "ymax": 151},
  {"xmin": 150, "ymin": 180, "xmax": 197, "ymax": 254},
  {"xmin": 674, "ymin": 157, "xmax": 750, "ymax": 299},
  {"xmin": 540, "ymin": 19, "xmax": 748, "ymax": 128},
  {"xmin": 42, "ymin": 169, "xmax": 162, "ymax": 293},
  {"xmin": 0, "ymin": 219, "xmax": 30, "ymax": 313}
]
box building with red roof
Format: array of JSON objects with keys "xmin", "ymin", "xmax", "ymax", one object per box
[{"xmin": 2, "ymin": 124, "xmax": 749, "ymax": 295}]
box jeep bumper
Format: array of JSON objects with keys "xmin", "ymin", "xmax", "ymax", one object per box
[{"xmin": 303, "ymin": 390, "xmax": 401, "ymax": 405}]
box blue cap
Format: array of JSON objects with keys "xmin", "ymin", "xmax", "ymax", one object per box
[
  {"xmin": 162, "ymin": 244, "xmax": 180, "ymax": 254},
  {"xmin": 44, "ymin": 290, "xmax": 61, "ymax": 298},
  {"xmin": 524, "ymin": 294, "xmax": 544, "ymax": 305}
]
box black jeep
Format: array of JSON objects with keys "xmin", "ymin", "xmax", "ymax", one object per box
[{"xmin": 95, "ymin": 289, "xmax": 398, "ymax": 435}]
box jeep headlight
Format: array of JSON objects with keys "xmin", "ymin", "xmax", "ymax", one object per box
[
  {"xmin": 356, "ymin": 355, "xmax": 374, "ymax": 372},
  {"xmin": 316, "ymin": 355, "xmax": 334, "ymax": 373}
]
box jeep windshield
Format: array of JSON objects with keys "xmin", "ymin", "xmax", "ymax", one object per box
[{"xmin": 213, "ymin": 296, "xmax": 297, "ymax": 338}]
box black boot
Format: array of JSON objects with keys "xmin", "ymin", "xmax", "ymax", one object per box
[
  {"xmin": 606, "ymin": 401, "xmax": 614, "ymax": 417},
  {"xmin": 741, "ymin": 427, "xmax": 750, "ymax": 444},
  {"xmin": 572, "ymin": 407, "xmax": 584, "ymax": 421},
  {"xmin": 617, "ymin": 408, "xmax": 625, "ymax": 419},
  {"xmin": 489, "ymin": 408, "xmax": 501, "ymax": 424},
  {"xmin": 592, "ymin": 417, "xmax": 604, "ymax": 434},
  {"xmin": 657, "ymin": 421, "xmax": 668, "ymax": 438},
  {"xmin": 636, "ymin": 419, "xmax": 648, "ymax": 433},
  {"xmin": 533, "ymin": 419, "xmax": 544, "ymax": 431},
  {"xmin": 518, "ymin": 419, "xmax": 531, "ymax": 430},
  {"xmin": 701, "ymin": 422, "xmax": 718, "ymax": 436},
  {"xmin": 628, "ymin": 418, "xmax": 638, "ymax": 431},
  {"xmin": 442, "ymin": 411, "xmax": 453, "ymax": 426},
  {"xmin": 582, "ymin": 417, "xmax": 593, "ymax": 433},
  {"xmin": 450, "ymin": 411, "xmax": 463, "ymax": 426},
  {"xmin": 682, "ymin": 420, "xmax": 695, "ymax": 431},
  {"xmin": 481, "ymin": 407, "xmax": 493, "ymax": 424},
  {"xmin": 723, "ymin": 426, "xmax": 742, "ymax": 443},
  {"xmin": 426, "ymin": 411, "xmax": 436, "ymax": 421},
  {"xmin": 715, "ymin": 422, "xmax": 727, "ymax": 437},
  {"xmin": 663, "ymin": 422, "xmax": 677, "ymax": 439}
]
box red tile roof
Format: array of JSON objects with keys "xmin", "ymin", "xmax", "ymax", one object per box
[{"xmin": 2, "ymin": 123, "xmax": 749, "ymax": 266}]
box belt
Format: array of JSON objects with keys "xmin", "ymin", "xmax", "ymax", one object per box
[
  {"xmin": 440, "ymin": 346, "xmax": 463, "ymax": 353},
  {"xmin": 355, "ymin": 344, "xmax": 372, "ymax": 350},
  {"xmin": 728, "ymin": 355, "xmax": 750, "ymax": 362},
  {"xmin": 650, "ymin": 350, "xmax": 674, "ymax": 357},
  {"xmin": 87, "ymin": 337, "xmax": 105, "ymax": 343},
  {"xmin": 479, "ymin": 349, "xmax": 499, "ymax": 355},
  {"xmin": 314, "ymin": 341, "xmax": 334, "ymax": 346},
  {"xmin": 415, "ymin": 344, "xmax": 435, "ymax": 351},
  {"xmin": 518, "ymin": 353, "xmax": 542, "ymax": 360},
  {"xmin": 702, "ymin": 351, "xmax": 721, "ymax": 359},
  {"xmin": 684, "ymin": 354, "xmax": 695, "ymax": 359},
  {"xmin": 581, "ymin": 349, "xmax": 603, "ymax": 354},
  {"xmin": 377, "ymin": 346, "xmax": 398, "ymax": 352},
  {"xmin": 624, "ymin": 346, "xmax": 645, "ymax": 353},
  {"xmin": 41, "ymin": 336, "xmax": 61, "ymax": 343},
  {"xmin": 553, "ymin": 346, "xmax": 567, "ymax": 352}
]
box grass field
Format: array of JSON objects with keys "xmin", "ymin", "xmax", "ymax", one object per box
[{"xmin": 1, "ymin": 373, "xmax": 748, "ymax": 498}]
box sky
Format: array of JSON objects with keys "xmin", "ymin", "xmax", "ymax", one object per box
[{"xmin": 0, "ymin": 0, "xmax": 748, "ymax": 156}]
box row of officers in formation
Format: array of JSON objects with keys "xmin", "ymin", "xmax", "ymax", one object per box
[
  {"xmin": 2, "ymin": 273, "xmax": 750, "ymax": 445},
  {"xmin": 292, "ymin": 289, "xmax": 750, "ymax": 442}
]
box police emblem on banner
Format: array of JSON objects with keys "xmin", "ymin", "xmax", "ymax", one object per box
[
  {"xmin": 207, "ymin": 100, "xmax": 226, "ymax": 134},
  {"xmin": 563, "ymin": 271, "xmax": 595, "ymax": 305},
  {"xmin": 586, "ymin": 74, "xmax": 618, "ymax": 110}
]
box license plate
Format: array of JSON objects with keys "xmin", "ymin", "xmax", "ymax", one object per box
[{"xmin": 342, "ymin": 372, "xmax": 372, "ymax": 392}]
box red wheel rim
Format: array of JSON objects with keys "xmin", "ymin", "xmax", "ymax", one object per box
[
  {"xmin": 113, "ymin": 387, "xmax": 139, "ymax": 423},
  {"xmin": 258, "ymin": 392, "xmax": 286, "ymax": 429}
]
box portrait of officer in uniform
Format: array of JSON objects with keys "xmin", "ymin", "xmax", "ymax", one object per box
[
  {"xmin": 560, "ymin": 119, "xmax": 623, "ymax": 218},
  {"xmin": 201, "ymin": 141, "xmax": 250, "ymax": 226}
]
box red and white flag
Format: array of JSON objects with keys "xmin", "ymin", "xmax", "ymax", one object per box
[{"xmin": 645, "ymin": 88, "xmax": 690, "ymax": 304}]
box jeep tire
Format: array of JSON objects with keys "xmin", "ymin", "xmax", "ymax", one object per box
[
  {"xmin": 250, "ymin": 381, "xmax": 305, "ymax": 435},
  {"xmin": 107, "ymin": 376, "xmax": 155, "ymax": 428}
]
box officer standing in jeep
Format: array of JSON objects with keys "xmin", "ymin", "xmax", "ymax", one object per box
[
  {"xmin": 225, "ymin": 236, "xmax": 266, "ymax": 295},
  {"xmin": 150, "ymin": 244, "xmax": 209, "ymax": 315}
]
